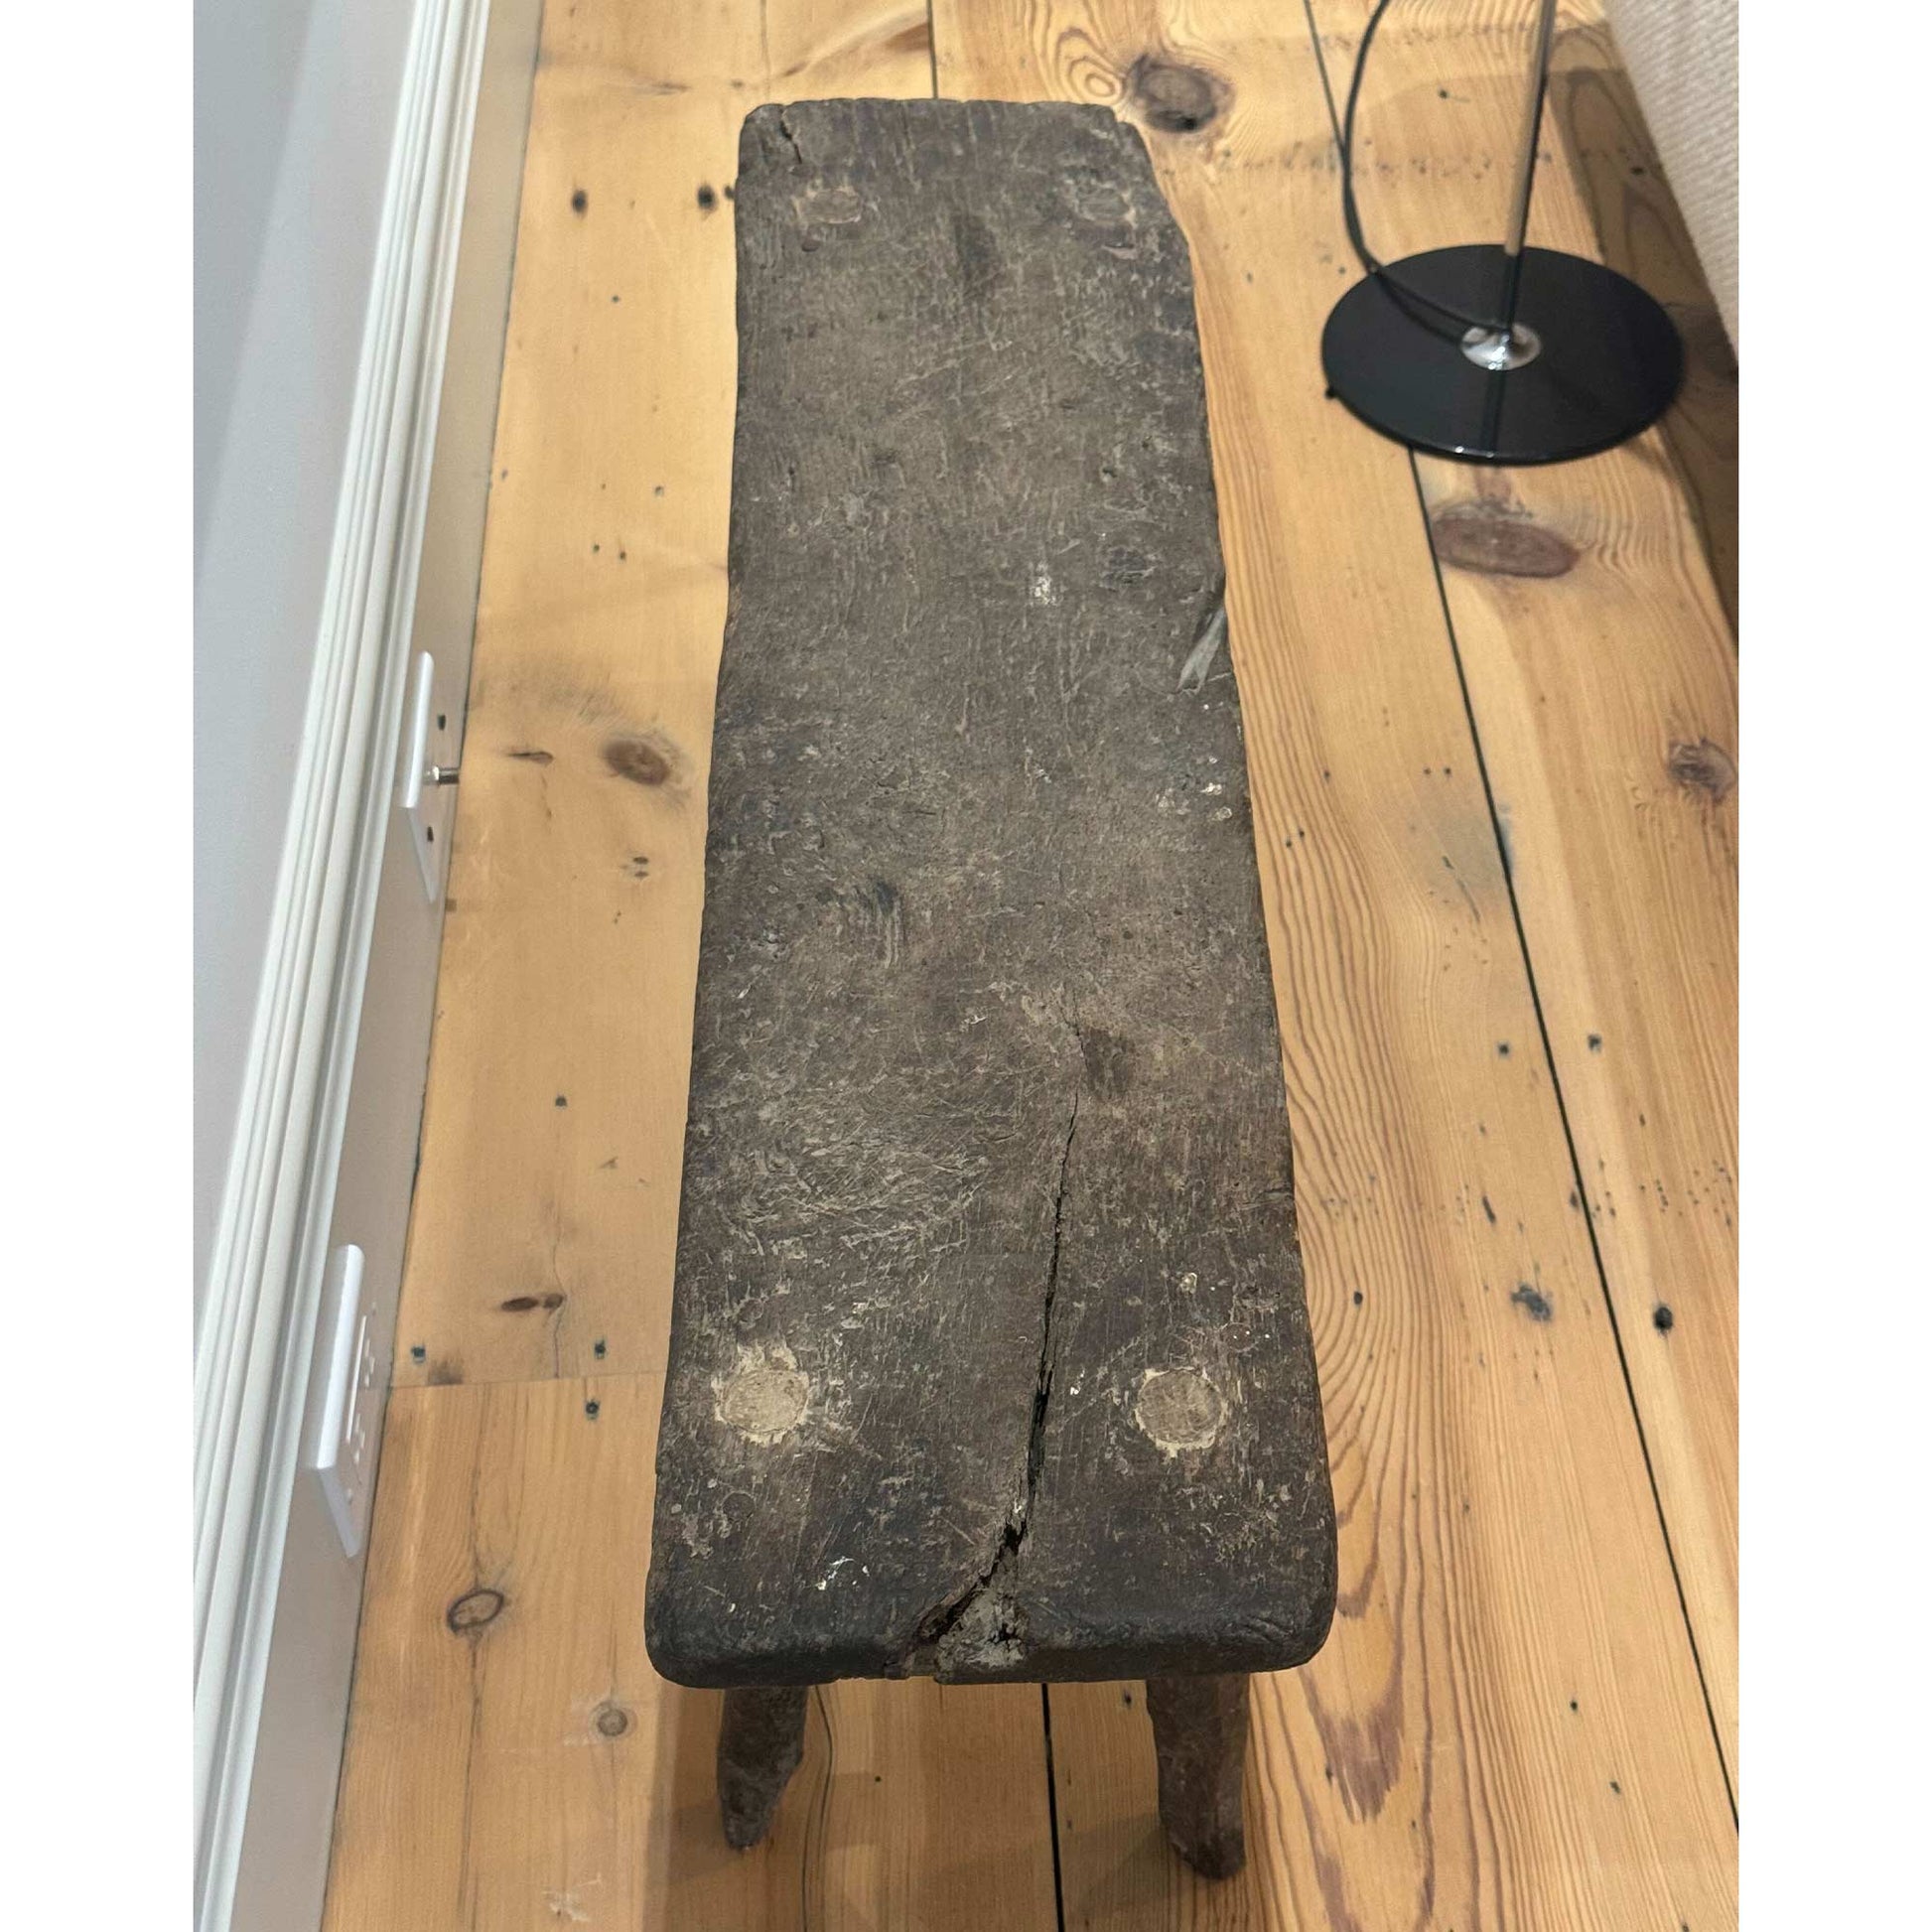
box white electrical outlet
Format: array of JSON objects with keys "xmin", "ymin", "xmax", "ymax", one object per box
[
  {"xmin": 398, "ymin": 650, "xmax": 459, "ymax": 901},
  {"xmin": 303, "ymin": 1244, "xmax": 386, "ymax": 1559}
]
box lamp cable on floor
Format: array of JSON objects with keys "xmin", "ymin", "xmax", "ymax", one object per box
[{"xmin": 1337, "ymin": 0, "xmax": 1506, "ymax": 338}]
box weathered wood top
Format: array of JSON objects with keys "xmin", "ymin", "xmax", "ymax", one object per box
[{"xmin": 645, "ymin": 98, "xmax": 1334, "ymax": 1688}]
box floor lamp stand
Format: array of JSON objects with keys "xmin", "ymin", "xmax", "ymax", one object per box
[{"xmin": 1319, "ymin": 0, "xmax": 1683, "ymax": 464}]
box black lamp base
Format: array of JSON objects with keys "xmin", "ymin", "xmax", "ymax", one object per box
[{"xmin": 1320, "ymin": 244, "xmax": 1683, "ymax": 465}]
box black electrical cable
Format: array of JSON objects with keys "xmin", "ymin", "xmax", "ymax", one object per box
[{"xmin": 1338, "ymin": 0, "xmax": 1506, "ymax": 338}]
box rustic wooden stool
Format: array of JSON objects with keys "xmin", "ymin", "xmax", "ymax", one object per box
[{"xmin": 645, "ymin": 98, "xmax": 1335, "ymax": 1879}]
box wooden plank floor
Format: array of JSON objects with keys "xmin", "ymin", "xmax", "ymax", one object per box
[
  {"xmin": 1329, "ymin": 2, "xmax": 1739, "ymax": 1773},
  {"xmin": 323, "ymin": 2, "xmax": 1737, "ymax": 1926}
]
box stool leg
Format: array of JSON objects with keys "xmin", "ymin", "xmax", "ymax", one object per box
[
  {"xmin": 717, "ymin": 1685, "xmax": 808, "ymax": 1850},
  {"xmin": 1144, "ymin": 1673, "xmax": 1250, "ymax": 1878}
]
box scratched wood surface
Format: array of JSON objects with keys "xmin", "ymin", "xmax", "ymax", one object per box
[
  {"xmin": 933, "ymin": 2, "xmax": 1736, "ymax": 1926},
  {"xmin": 646, "ymin": 95, "xmax": 1332, "ymax": 1696},
  {"xmin": 1305, "ymin": 0, "xmax": 1738, "ymax": 1776}
]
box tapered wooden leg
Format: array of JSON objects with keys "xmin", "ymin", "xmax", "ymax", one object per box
[
  {"xmin": 1145, "ymin": 1673, "xmax": 1250, "ymax": 1878},
  {"xmin": 717, "ymin": 1686, "xmax": 808, "ymax": 1849}
]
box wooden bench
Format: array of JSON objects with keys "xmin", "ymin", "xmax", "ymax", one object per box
[{"xmin": 645, "ymin": 98, "xmax": 1335, "ymax": 1878}]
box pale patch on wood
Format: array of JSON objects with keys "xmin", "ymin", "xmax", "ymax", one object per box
[
  {"xmin": 714, "ymin": 1346, "xmax": 811, "ymax": 1444},
  {"xmin": 1134, "ymin": 1367, "xmax": 1227, "ymax": 1454}
]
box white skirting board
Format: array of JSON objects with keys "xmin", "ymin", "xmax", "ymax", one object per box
[{"xmin": 192, "ymin": 0, "xmax": 539, "ymax": 1924}]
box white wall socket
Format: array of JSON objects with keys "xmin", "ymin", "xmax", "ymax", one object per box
[
  {"xmin": 303, "ymin": 1244, "xmax": 386, "ymax": 1559},
  {"xmin": 397, "ymin": 650, "xmax": 459, "ymax": 902}
]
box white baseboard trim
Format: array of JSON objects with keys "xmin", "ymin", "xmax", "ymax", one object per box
[{"xmin": 192, "ymin": 2, "xmax": 493, "ymax": 1925}]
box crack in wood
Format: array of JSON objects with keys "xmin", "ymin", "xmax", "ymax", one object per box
[{"xmin": 906, "ymin": 1095, "xmax": 1080, "ymax": 1674}]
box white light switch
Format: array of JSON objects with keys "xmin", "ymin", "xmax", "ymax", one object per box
[{"xmin": 304, "ymin": 1244, "xmax": 385, "ymax": 1559}]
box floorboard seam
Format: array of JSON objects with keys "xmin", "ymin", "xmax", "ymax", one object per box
[
  {"xmin": 1040, "ymin": 1685, "xmax": 1069, "ymax": 1932},
  {"xmin": 1405, "ymin": 454, "xmax": 1738, "ymax": 1823}
]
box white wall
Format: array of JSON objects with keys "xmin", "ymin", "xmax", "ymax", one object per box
[
  {"xmin": 195, "ymin": 0, "xmax": 419, "ymax": 1319},
  {"xmin": 195, "ymin": 0, "xmax": 317, "ymax": 561}
]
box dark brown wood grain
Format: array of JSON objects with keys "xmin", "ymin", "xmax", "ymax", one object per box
[
  {"xmin": 717, "ymin": 1685, "xmax": 808, "ymax": 1848},
  {"xmin": 644, "ymin": 97, "xmax": 1333, "ymax": 1692},
  {"xmin": 1146, "ymin": 1674, "xmax": 1251, "ymax": 1878}
]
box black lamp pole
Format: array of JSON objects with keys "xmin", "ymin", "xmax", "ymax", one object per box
[{"xmin": 1319, "ymin": 0, "xmax": 1683, "ymax": 466}]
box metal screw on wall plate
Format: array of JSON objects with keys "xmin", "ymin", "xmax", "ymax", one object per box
[{"xmin": 429, "ymin": 763, "xmax": 461, "ymax": 785}]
